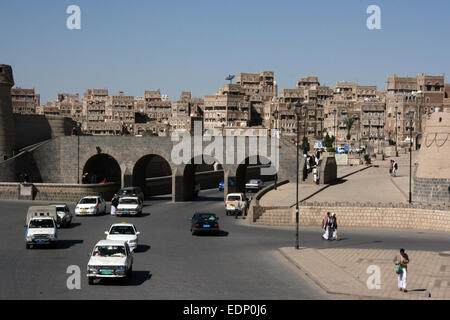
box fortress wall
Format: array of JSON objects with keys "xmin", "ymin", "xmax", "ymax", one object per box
[{"xmin": 13, "ymin": 114, "xmax": 74, "ymax": 150}]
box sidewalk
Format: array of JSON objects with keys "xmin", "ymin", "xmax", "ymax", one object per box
[
  {"xmin": 279, "ymin": 247, "xmax": 450, "ymax": 300},
  {"xmin": 260, "ymin": 165, "xmax": 370, "ymax": 207}
]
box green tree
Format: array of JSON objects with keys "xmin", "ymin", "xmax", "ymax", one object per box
[
  {"xmin": 302, "ymin": 136, "xmax": 310, "ymax": 152},
  {"xmin": 344, "ymin": 117, "xmax": 355, "ymax": 141},
  {"xmin": 324, "ymin": 133, "xmax": 335, "ymax": 152}
]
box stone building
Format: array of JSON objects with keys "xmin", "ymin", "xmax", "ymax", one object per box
[
  {"xmin": 323, "ymin": 81, "xmax": 385, "ymax": 147},
  {"xmin": 236, "ymin": 71, "xmax": 277, "ymax": 126},
  {"xmin": 385, "ymin": 73, "xmax": 446, "ymax": 146},
  {"xmin": 11, "ymin": 88, "xmax": 40, "ymax": 114},
  {"xmin": 81, "ymin": 89, "xmax": 110, "ymax": 134},
  {"xmin": 203, "ymin": 84, "xmax": 250, "ymax": 133}
]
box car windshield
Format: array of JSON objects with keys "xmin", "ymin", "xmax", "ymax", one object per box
[
  {"xmin": 227, "ymin": 196, "xmax": 241, "ymax": 201},
  {"xmin": 79, "ymin": 198, "xmax": 97, "ymax": 204},
  {"xmin": 118, "ymin": 189, "xmax": 133, "ymax": 195},
  {"xmin": 93, "ymin": 245, "xmax": 126, "ymax": 257},
  {"xmin": 196, "ymin": 214, "xmax": 216, "ymax": 222},
  {"xmin": 110, "ymin": 226, "xmax": 135, "ymax": 235},
  {"xmin": 119, "ymin": 198, "xmax": 138, "ymax": 204},
  {"xmin": 29, "ymin": 219, "xmax": 54, "ymax": 228}
]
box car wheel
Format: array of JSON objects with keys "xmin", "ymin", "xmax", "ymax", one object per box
[
  {"xmin": 88, "ymin": 278, "xmax": 94, "ymax": 285},
  {"xmin": 127, "ymin": 266, "xmax": 133, "ymax": 278},
  {"xmin": 191, "ymin": 230, "xmax": 196, "ymax": 236},
  {"xmin": 26, "ymin": 243, "xmax": 30, "ymax": 249}
]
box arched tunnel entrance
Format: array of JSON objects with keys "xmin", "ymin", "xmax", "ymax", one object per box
[
  {"xmin": 235, "ymin": 156, "xmax": 275, "ymax": 196},
  {"xmin": 183, "ymin": 155, "xmax": 224, "ymax": 201},
  {"xmin": 83, "ymin": 154, "xmax": 121, "ymax": 184},
  {"xmin": 132, "ymin": 154, "xmax": 172, "ymax": 200}
]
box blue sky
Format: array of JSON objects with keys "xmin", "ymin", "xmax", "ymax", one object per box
[{"xmin": 1, "ymin": 0, "xmax": 449, "ymax": 103}]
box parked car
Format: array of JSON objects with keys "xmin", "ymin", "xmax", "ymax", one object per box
[
  {"xmin": 87, "ymin": 240, "xmax": 133, "ymax": 285},
  {"xmin": 75, "ymin": 196, "xmax": 106, "ymax": 216},
  {"xmin": 105, "ymin": 222, "xmax": 140, "ymax": 252},
  {"xmin": 50, "ymin": 203, "xmax": 72, "ymax": 227},
  {"xmin": 245, "ymin": 179, "xmax": 264, "ymax": 192},
  {"xmin": 113, "ymin": 187, "xmax": 144, "ymax": 202},
  {"xmin": 335, "ymin": 146, "xmax": 346, "ymax": 154},
  {"xmin": 116, "ymin": 197, "xmax": 143, "ymax": 216},
  {"xmin": 25, "ymin": 216, "xmax": 58, "ymax": 249},
  {"xmin": 190, "ymin": 212, "xmax": 220, "ymax": 235}
]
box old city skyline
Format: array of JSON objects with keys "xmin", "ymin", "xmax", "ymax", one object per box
[{"xmin": 10, "ymin": 70, "xmax": 450, "ymax": 147}]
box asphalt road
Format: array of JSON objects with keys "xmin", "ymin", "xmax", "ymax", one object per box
[{"xmin": 1, "ymin": 188, "xmax": 449, "ymax": 299}]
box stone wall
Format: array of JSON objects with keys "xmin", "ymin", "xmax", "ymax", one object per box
[
  {"xmin": 0, "ymin": 182, "xmax": 120, "ymax": 202},
  {"xmin": 414, "ymin": 177, "xmax": 450, "ymax": 204},
  {"xmin": 252, "ymin": 201, "xmax": 450, "ymax": 232},
  {"xmin": 13, "ymin": 114, "xmax": 74, "ymax": 151}
]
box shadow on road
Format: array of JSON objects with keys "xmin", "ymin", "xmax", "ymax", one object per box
[
  {"xmin": 66, "ymin": 222, "xmax": 81, "ymax": 229},
  {"xmin": 92, "ymin": 271, "xmax": 152, "ymax": 286},
  {"xmin": 194, "ymin": 230, "xmax": 229, "ymax": 237},
  {"xmin": 57, "ymin": 239, "xmax": 84, "ymax": 249},
  {"xmin": 135, "ymin": 244, "xmax": 151, "ymax": 253}
]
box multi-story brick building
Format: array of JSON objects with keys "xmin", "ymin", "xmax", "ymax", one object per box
[
  {"xmin": 385, "ymin": 73, "xmax": 446, "ymax": 145},
  {"xmin": 236, "ymin": 71, "xmax": 277, "ymax": 126},
  {"xmin": 203, "ymin": 84, "xmax": 250, "ymax": 134},
  {"xmin": 11, "ymin": 88, "xmax": 40, "ymax": 114}
]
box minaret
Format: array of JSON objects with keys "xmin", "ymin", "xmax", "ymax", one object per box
[{"xmin": 0, "ymin": 64, "xmax": 15, "ymax": 160}]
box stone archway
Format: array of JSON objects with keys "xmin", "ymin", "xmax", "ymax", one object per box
[
  {"xmin": 132, "ymin": 154, "xmax": 172, "ymax": 199},
  {"xmin": 82, "ymin": 153, "xmax": 121, "ymax": 184},
  {"xmin": 235, "ymin": 155, "xmax": 274, "ymax": 194},
  {"xmin": 181, "ymin": 154, "xmax": 224, "ymax": 201}
]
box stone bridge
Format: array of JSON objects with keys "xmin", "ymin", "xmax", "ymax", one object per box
[{"xmin": 0, "ymin": 135, "xmax": 336, "ymax": 202}]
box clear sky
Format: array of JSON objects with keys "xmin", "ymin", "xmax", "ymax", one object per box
[{"xmin": 1, "ymin": 0, "xmax": 449, "ymax": 103}]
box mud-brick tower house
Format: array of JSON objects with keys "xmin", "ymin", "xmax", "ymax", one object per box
[{"xmin": 0, "ymin": 64, "xmax": 15, "ymax": 160}]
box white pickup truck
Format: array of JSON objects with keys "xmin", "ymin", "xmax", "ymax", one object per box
[{"xmin": 25, "ymin": 216, "xmax": 58, "ymax": 249}]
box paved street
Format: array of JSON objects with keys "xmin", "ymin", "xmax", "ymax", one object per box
[{"xmin": 1, "ymin": 188, "xmax": 449, "ymax": 300}]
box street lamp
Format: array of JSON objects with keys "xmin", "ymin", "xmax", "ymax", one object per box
[
  {"xmin": 294, "ymin": 101, "xmax": 302, "ymax": 250},
  {"xmin": 302, "ymin": 105, "xmax": 307, "ymax": 152},
  {"xmin": 333, "ymin": 108, "xmax": 337, "ymax": 151},
  {"xmin": 407, "ymin": 111, "xmax": 414, "ymax": 204},
  {"xmin": 272, "ymin": 109, "xmax": 279, "ymax": 190},
  {"xmin": 395, "ymin": 107, "xmax": 399, "ymax": 157}
]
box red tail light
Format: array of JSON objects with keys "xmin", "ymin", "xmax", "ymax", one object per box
[
  {"xmin": 213, "ymin": 224, "xmax": 218, "ymax": 228},
  {"xmin": 194, "ymin": 224, "xmax": 199, "ymax": 228}
]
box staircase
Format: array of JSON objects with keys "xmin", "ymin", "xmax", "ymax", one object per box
[{"xmin": 254, "ymin": 207, "xmax": 293, "ymax": 226}]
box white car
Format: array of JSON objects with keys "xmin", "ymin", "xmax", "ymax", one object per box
[
  {"xmin": 75, "ymin": 196, "xmax": 106, "ymax": 216},
  {"xmin": 51, "ymin": 204, "xmax": 73, "ymax": 227},
  {"xmin": 105, "ymin": 222, "xmax": 140, "ymax": 252},
  {"xmin": 25, "ymin": 217, "xmax": 58, "ymax": 249},
  {"xmin": 87, "ymin": 240, "xmax": 133, "ymax": 285},
  {"xmin": 245, "ymin": 179, "xmax": 264, "ymax": 192},
  {"xmin": 225, "ymin": 193, "xmax": 247, "ymax": 216},
  {"xmin": 116, "ymin": 197, "xmax": 143, "ymax": 216}
]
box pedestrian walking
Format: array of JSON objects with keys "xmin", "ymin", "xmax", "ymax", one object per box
[
  {"xmin": 110, "ymin": 196, "xmax": 119, "ymax": 216},
  {"xmin": 313, "ymin": 166, "xmax": 319, "ymax": 185},
  {"xmin": 395, "ymin": 248, "xmax": 409, "ymax": 292},
  {"xmin": 330, "ymin": 212, "xmax": 338, "ymax": 240},
  {"xmin": 392, "ymin": 160, "xmax": 398, "ymax": 177},
  {"xmin": 322, "ymin": 212, "xmax": 331, "ymax": 240},
  {"xmin": 389, "ymin": 160, "xmax": 393, "ymax": 176}
]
